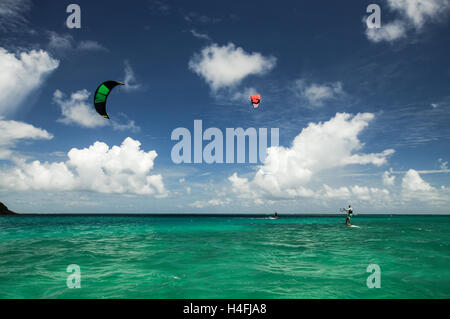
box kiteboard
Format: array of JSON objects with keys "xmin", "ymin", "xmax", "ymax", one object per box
[{"xmin": 348, "ymin": 225, "xmax": 360, "ymax": 228}]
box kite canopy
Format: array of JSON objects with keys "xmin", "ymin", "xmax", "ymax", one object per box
[
  {"xmin": 250, "ymin": 94, "xmax": 261, "ymax": 109},
  {"xmin": 93, "ymin": 81, "xmax": 124, "ymax": 119}
]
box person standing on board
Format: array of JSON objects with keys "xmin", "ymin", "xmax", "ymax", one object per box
[{"xmin": 342, "ymin": 205, "xmax": 353, "ymax": 226}]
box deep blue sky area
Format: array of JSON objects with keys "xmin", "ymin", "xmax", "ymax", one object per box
[{"xmin": 0, "ymin": 0, "xmax": 449, "ymax": 214}]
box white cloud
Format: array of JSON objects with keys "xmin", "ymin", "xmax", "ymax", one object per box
[
  {"xmin": 48, "ymin": 32, "xmax": 107, "ymax": 53},
  {"xmin": 323, "ymin": 184, "xmax": 390, "ymax": 203},
  {"xmin": 402, "ymin": 169, "xmax": 433, "ymax": 192},
  {"xmin": 382, "ymin": 169, "xmax": 396, "ymax": 186},
  {"xmin": 77, "ymin": 40, "xmax": 108, "ymax": 51},
  {"xmin": 438, "ymin": 158, "xmax": 448, "ymax": 170},
  {"xmin": 48, "ymin": 32, "xmax": 73, "ymax": 51},
  {"xmin": 343, "ymin": 149, "xmax": 395, "ymax": 166},
  {"xmin": 0, "ymin": 0, "xmax": 31, "ymax": 32},
  {"xmin": 54, "ymin": 89, "xmax": 139, "ymax": 131},
  {"xmin": 0, "ymin": 118, "xmax": 53, "ymax": 159},
  {"xmin": 400, "ymin": 169, "xmax": 445, "ymax": 203},
  {"xmin": 0, "ymin": 48, "xmax": 59, "ymax": 116},
  {"xmin": 322, "ymin": 184, "xmax": 352, "ymax": 199},
  {"xmin": 0, "ymin": 137, "xmax": 167, "ymax": 197},
  {"xmin": 54, "ymin": 90, "xmax": 109, "ymax": 128},
  {"xmin": 229, "ymin": 113, "xmax": 395, "ymax": 200},
  {"xmin": 388, "ymin": 0, "xmax": 450, "ymax": 29},
  {"xmin": 294, "ymin": 80, "xmax": 345, "ymax": 107},
  {"xmin": 365, "ymin": 21, "xmax": 407, "ymax": 42},
  {"xmin": 189, "ymin": 198, "xmax": 231, "ymax": 208},
  {"xmin": 351, "ymin": 185, "xmax": 390, "ymax": 202},
  {"xmin": 189, "ymin": 43, "xmax": 276, "ymax": 91},
  {"xmin": 123, "ymin": 61, "xmax": 142, "ymax": 92},
  {"xmin": 400, "ymin": 169, "xmax": 450, "ymax": 206},
  {"xmin": 365, "ymin": 0, "xmax": 450, "ymax": 42}
]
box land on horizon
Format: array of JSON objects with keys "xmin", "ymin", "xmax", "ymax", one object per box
[{"xmin": 0, "ymin": 202, "xmax": 17, "ymax": 215}]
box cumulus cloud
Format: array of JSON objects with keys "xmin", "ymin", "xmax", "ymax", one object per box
[
  {"xmin": 402, "ymin": 169, "xmax": 434, "ymax": 192},
  {"xmin": 54, "ymin": 89, "xmax": 139, "ymax": 131},
  {"xmin": 0, "ymin": 48, "xmax": 59, "ymax": 116},
  {"xmin": 294, "ymin": 80, "xmax": 345, "ymax": 107},
  {"xmin": 0, "ymin": 137, "xmax": 167, "ymax": 197},
  {"xmin": 400, "ymin": 169, "xmax": 444, "ymax": 203},
  {"xmin": 229, "ymin": 113, "xmax": 395, "ymax": 200},
  {"xmin": 0, "ymin": 118, "xmax": 53, "ymax": 159},
  {"xmin": 382, "ymin": 169, "xmax": 396, "ymax": 186},
  {"xmin": 397, "ymin": 169, "xmax": 450, "ymax": 207},
  {"xmin": 54, "ymin": 89, "xmax": 108, "ymax": 128},
  {"xmin": 0, "ymin": 0, "xmax": 31, "ymax": 32},
  {"xmin": 365, "ymin": 0, "xmax": 450, "ymax": 42},
  {"xmin": 189, "ymin": 43, "xmax": 276, "ymax": 91}
]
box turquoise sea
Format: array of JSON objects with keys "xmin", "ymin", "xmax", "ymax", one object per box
[{"xmin": 0, "ymin": 215, "xmax": 449, "ymax": 299}]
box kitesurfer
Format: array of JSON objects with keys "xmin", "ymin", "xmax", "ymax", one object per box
[{"xmin": 342, "ymin": 205, "xmax": 353, "ymax": 226}]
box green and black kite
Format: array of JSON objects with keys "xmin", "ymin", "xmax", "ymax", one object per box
[{"xmin": 93, "ymin": 81, "xmax": 124, "ymax": 119}]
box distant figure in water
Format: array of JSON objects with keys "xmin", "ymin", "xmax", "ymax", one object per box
[
  {"xmin": 274, "ymin": 212, "xmax": 278, "ymax": 219},
  {"xmin": 342, "ymin": 205, "xmax": 353, "ymax": 226}
]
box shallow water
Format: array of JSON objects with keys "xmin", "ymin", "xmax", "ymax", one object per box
[{"xmin": 0, "ymin": 215, "xmax": 449, "ymax": 299}]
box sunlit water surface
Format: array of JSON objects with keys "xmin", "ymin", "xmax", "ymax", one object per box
[{"xmin": 0, "ymin": 215, "xmax": 449, "ymax": 298}]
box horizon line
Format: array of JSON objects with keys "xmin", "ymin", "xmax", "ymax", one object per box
[{"xmin": 3, "ymin": 213, "xmax": 450, "ymax": 217}]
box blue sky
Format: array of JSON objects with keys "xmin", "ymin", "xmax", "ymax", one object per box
[{"xmin": 0, "ymin": 0, "xmax": 449, "ymax": 214}]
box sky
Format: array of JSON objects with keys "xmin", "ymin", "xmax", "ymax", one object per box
[{"xmin": 0, "ymin": 0, "xmax": 449, "ymax": 214}]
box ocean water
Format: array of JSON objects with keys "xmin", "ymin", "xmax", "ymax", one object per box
[{"xmin": 0, "ymin": 215, "xmax": 449, "ymax": 299}]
